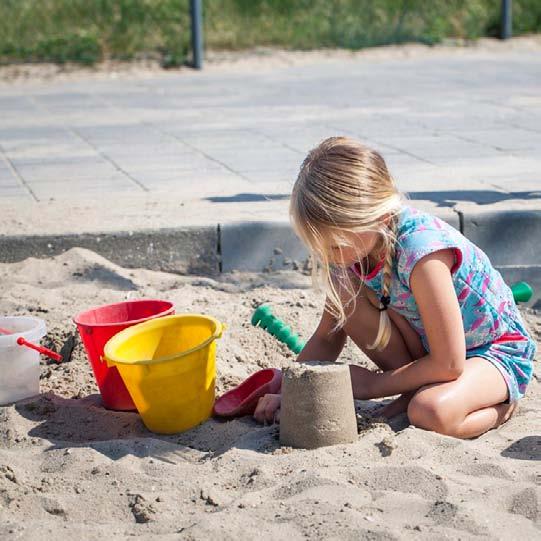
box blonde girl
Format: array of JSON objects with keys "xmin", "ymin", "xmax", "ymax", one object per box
[{"xmin": 254, "ymin": 137, "xmax": 536, "ymax": 438}]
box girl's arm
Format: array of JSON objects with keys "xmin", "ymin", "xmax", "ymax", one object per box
[
  {"xmin": 296, "ymin": 303, "xmax": 347, "ymax": 363},
  {"xmin": 366, "ymin": 249, "xmax": 466, "ymax": 398}
]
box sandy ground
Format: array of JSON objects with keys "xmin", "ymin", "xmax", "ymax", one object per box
[
  {"xmin": 0, "ymin": 248, "xmax": 539, "ymax": 539},
  {"xmin": 1, "ymin": 35, "xmax": 541, "ymax": 86}
]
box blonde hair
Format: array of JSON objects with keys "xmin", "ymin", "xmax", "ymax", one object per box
[{"xmin": 290, "ymin": 137, "xmax": 402, "ymax": 351}]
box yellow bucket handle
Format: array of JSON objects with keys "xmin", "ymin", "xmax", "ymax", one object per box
[
  {"xmin": 105, "ymin": 318, "xmax": 225, "ymax": 366},
  {"xmin": 218, "ymin": 322, "xmax": 227, "ymax": 338}
]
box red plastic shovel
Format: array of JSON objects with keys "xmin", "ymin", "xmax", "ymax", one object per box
[
  {"xmin": 0, "ymin": 327, "xmax": 62, "ymax": 363},
  {"xmin": 213, "ymin": 368, "xmax": 282, "ymax": 418}
]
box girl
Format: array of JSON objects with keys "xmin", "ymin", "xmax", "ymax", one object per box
[{"xmin": 254, "ymin": 137, "xmax": 536, "ymax": 439}]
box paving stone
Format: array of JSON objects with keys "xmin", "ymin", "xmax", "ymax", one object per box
[{"xmin": 0, "ymin": 185, "xmax": 30, "ymax": 198}]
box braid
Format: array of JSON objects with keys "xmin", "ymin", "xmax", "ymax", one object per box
[{"xmin": 367, "ymin": 217, "xmax": 397, "ymax": 351}]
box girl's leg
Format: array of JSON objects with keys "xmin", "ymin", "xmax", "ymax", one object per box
[
  {"xmin": 407, "ymin": 356, "xmax": 515, "ymax": 438},
  {"xmin": 342, "ymin": 284, "xmax": 426, "ymax": 371},
  {"xmin": 340, "ymin": 284, "xmax": 426, "ymax": 415}
]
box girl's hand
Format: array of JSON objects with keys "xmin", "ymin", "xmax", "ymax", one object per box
[
  {"xmin": 254, "ymin": 393, "xmax": 281, "ymax": 424},
  {"xmin": 349, "ymin": 365, "xmax": 378, "ymax": 400}
]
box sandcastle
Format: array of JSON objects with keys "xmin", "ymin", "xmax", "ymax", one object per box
[{"xmin": 279, "ymin": 361, "xmax": 358, "ymax": 449}]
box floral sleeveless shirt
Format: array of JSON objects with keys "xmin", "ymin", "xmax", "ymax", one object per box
[{"xmin": 350, "ymin": 205, "xmax": 532, "ymax": 352}]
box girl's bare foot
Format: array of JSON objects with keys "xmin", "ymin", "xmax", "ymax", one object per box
[{"xmin": 379, "ymin": 391, "xmax": 416, "ymax": 419}]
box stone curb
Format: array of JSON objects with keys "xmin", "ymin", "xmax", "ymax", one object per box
[
  {"xmin": 220, "ymin": 208, "xmax": 460, "ymax": 273},
  {"xmin": 1, "ymin": 208, "xmax": 539, "ymax": 306},
  {"xmin": 457, "ymin": 207, "xmax": 541, "ymax": 308},
  {"xmin": 460, "ymin": 208, "xmax": 541, "ymax": 267},
  {"xmin": 0, "ymin": 227, "xmax": 219, "ymax": 275}
]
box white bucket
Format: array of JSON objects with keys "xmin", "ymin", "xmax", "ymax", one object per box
[{"xmin": 0, "ymin": 316, "xmax": 46, "ymax": 405}]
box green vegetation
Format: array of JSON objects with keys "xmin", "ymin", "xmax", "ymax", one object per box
[{"xmin": 1, "ymin": 0, "xmax": 540, "ymax": 67}]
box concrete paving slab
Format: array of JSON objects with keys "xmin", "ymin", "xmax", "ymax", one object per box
[
  {"xmin": 10, "ymin": 155, "xmax": 111, "ymax": 168},
  {"xmin": 97, "ymin": 145, "xmax": 193, "ymax": 158},
  {"xmin": 18, "ymin": 168, "xmax": 131, "ymax": 183},
  {"xmin": 0, "ymin": 185, "xmax": 30, "ymax": 198},
  {"xmin": 0, "ymin": 170, "xmax": 16, "ymax": 183},
  {"xmin": 138, "ymin": 178, "xmax": 254, "ymax": 198},
  {"xmin": 449, "ymin": 129, "xmax": 541, "ymax": 152},
  {"xmin": 157, "ymin": 130, "xmax": 279, "ymax": 151},
  {"xmin": 6, "ymin": 148, "xmax": 99, "ymax": 162},
  {"xmin": 0, "ymin": 96, "xmax": 32, "ymax": 109},
  {"xmin": 230, "ymin": 181, "xmax": 293, "ymax": 196},
  {"xmin": 129, "ymin": 169, "xmax": 241, "ymax": 185},
  {"xmin": 0, "ymin": 195, "xmax": 291, "ymax": 236},
  {"xmin": 0, "ymin": 127, "xmax": 72, "ymax": 143},
  {"xmin": 0, "ymin": 180, "xmax": 18, "ymax": 190},
  {"xmin": 28, "ymin": 182, "xmax": 138, "ymax": 201},
  {"xmin": 119, "ymin": 155, "xmax": 226, "ymax": 171},
  {"xmin": 0, "ymin": 171, "xmax": 21, "ymax": 185},
  {"xmin": 371, "ymin": 134, "xmax": 502, "ymax": 161},
  {"xmin": 242, "ymin": 171, "xmax": 298, "ymax": 184},
  {"xmin": 74, "ymin": 125, "xmax": 172, "ymax": 144},
  {"xmin": 487, "ymin": 180, "xmax": 541, "ymax": 193}
]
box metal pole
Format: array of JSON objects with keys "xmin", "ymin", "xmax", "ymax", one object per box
[
  {"xmin": 190, "ymin": 0, "xmax": 203, "ymax": 69},
  {"xmin": 501, "ymin": 0, "xmax": 512, "ymax": 40}
]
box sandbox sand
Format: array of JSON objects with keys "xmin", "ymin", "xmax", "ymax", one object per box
[{"xmin": 0, "ymin": 248, "xmax": 539, "ymax": 539}]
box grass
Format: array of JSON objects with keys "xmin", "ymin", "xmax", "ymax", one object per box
[{"xmin": 1, "ymin": 0, "xmax": 540, "ymax": 67}]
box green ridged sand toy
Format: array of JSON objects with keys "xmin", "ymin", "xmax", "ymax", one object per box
[
  {"xmin": 252, "ymin": 283, "xmax": 531, "ymax": 354},
  {"xmin": 251, "ymin": 305, "xmax": 305, "ymax": 354},
  {"xmin": 511, "ymin": 282, "xmax": 533, "ymax": 304}
]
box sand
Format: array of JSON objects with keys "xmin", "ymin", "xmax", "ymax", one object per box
[{"xmin": 0, "ymin": 247, "xmax": 539, "ymax": 539}]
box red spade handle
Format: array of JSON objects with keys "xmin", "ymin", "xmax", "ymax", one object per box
[
  {"xmin": 0, "ymin": 327, "xmax": 62, "ymax": 362},
  {"xmin": 16, "ymin": 337, "xmax": 62, "ymax": 363}
]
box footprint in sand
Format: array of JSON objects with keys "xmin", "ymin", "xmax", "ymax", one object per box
[
  {"xmin": 508, "ymin": 487, "xmax": 539, "ymax": 522},
  {"xmin": 426, "ymin": 500, "xmax": 486, "ymax": 536},
  {"xmin": 355, "ymin": 465, "xmax": 448, "ymax": 501}
]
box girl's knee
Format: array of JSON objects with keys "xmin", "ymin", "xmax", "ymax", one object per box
[{"xmin": 407, "ymin": 391, "xmax": 461, "ymax": 437}]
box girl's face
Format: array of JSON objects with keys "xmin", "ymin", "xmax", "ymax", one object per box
[{"xmin": 326, "ymin": 230, "xmax": 381, "ymax": 267}]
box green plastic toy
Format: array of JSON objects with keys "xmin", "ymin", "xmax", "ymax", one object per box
[
  {"xmin": 251, "ymin": 305, "xmax": 305, "ymax": 354},
  {"xmin": 511, "ymin": 282, "xmax": 533, "ymax": 304},
  {"xmin": 253, "ymin": 282, "xmax": 532, "ymax": 354}
]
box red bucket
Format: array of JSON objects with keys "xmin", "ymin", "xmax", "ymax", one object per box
[{"xmin": 74, "ymin": 299, "xmax": 174, "ymax": 410}]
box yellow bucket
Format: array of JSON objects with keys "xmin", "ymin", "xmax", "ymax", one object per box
[{"xmin": 103, "ymin": 314, "xmax": 224, "ymax": 434}]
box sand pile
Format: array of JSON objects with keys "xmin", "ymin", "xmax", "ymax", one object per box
[{"xmin": 0, "ymin": 248, "xmax": 539, "ymax": 539}]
